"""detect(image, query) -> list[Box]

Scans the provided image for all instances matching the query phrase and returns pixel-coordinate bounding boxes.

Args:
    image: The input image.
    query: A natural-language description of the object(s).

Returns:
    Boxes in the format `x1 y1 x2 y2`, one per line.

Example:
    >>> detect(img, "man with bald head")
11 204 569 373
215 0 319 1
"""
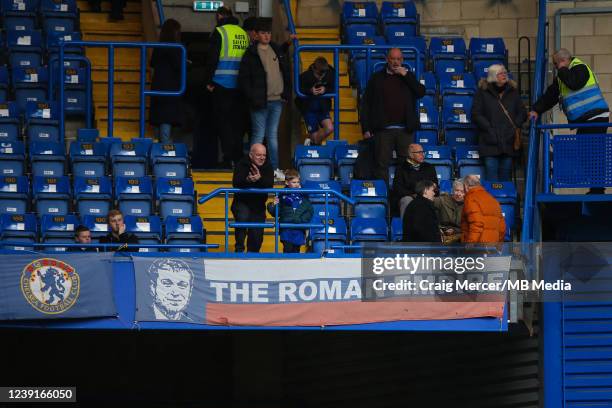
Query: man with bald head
360 48 426 185
231 143 274 252
391 143 438 219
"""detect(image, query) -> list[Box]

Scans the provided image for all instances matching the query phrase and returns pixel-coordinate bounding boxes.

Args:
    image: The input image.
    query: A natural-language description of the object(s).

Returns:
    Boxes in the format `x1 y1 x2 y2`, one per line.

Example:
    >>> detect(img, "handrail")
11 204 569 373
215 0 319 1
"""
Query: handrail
155 0 165 26
48 55 93 134
281 0 297 40
58 41 187 139
294 44 421 140
538 122 612 130
1 242 219 250
198 187 356 253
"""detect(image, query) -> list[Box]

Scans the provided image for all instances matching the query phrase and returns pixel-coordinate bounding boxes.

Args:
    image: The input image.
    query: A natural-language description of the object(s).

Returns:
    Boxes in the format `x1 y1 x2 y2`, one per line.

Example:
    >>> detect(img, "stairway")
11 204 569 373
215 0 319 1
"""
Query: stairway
194 171 287 253
77 0 152 140
292 2 362 144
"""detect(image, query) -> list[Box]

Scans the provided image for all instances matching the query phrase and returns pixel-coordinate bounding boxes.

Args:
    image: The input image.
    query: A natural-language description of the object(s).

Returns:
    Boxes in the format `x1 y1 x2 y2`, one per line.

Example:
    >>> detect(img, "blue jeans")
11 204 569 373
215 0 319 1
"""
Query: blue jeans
484 156 513 182
250 100 283 169
157 123 172 144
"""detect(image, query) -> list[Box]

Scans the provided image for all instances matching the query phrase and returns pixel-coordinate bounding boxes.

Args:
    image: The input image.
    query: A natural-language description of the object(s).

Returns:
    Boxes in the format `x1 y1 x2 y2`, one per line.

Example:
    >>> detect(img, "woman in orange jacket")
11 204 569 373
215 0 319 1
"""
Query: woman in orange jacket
461 175 506 243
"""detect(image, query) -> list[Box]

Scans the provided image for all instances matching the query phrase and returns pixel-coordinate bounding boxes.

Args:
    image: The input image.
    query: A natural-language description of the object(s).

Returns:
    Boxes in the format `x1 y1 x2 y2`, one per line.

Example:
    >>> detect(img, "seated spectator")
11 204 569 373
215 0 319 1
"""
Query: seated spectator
461 175 506 244
232 143 274 253
402 180 442 243
391 143 438 218
70 225 98 252
100 209 139 251
267 169 314 253
472 64 527 182
296 57 335 145
433 179 464 243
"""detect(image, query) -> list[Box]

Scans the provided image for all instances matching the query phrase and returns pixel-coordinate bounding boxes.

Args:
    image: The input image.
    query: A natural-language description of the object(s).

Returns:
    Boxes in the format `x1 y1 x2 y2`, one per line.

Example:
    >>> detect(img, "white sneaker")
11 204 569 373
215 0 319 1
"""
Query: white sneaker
274 168 285 181
303 138 312 146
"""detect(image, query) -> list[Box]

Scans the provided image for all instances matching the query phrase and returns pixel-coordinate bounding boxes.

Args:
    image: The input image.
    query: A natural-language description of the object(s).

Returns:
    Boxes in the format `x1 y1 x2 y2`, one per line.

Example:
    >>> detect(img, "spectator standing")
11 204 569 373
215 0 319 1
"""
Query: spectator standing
402 180 442 243
461 175 505 244
239 18 291 181
267 169 314 253
70 225 98 252
529 48 610 193
100 210 139 251
433 179 464 244
232 143 274 253
472 64 527 182
150 19 183 144
391 143 438 219
203 6 250 168
360 48 426 185
296 57 335 145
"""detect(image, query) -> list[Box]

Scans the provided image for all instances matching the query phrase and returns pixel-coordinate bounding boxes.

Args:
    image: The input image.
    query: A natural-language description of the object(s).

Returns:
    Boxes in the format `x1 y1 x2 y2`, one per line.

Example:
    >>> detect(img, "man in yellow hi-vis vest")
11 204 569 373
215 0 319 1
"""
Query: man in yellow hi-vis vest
203 6 250 168
530 48 610 194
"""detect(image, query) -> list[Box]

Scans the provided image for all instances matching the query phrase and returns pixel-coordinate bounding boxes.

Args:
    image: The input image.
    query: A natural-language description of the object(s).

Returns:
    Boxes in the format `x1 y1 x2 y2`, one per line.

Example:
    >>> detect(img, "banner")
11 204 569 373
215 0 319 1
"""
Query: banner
134 257 507 326
0 253 116 320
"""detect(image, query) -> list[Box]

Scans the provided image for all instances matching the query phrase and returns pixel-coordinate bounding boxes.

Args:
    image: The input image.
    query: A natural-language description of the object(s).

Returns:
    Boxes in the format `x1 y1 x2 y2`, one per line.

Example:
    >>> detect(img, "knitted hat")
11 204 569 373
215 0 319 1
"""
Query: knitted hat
255 17 272 32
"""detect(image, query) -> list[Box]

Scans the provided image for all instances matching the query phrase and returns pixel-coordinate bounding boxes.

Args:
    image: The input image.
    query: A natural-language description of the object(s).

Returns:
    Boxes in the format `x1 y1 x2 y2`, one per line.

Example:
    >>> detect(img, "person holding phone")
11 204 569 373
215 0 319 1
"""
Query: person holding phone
296 57 336 145
231 143 274 253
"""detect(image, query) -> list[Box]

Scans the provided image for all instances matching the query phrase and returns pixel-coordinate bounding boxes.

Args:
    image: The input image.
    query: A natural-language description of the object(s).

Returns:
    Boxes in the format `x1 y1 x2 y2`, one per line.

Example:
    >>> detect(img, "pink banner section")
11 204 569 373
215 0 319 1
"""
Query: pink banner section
205 301 504 327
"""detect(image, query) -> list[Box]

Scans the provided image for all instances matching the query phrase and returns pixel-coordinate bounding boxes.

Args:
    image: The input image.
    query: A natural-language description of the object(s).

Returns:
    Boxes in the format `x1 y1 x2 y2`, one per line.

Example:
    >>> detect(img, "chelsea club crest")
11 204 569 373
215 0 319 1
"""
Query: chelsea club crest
20 258 80 314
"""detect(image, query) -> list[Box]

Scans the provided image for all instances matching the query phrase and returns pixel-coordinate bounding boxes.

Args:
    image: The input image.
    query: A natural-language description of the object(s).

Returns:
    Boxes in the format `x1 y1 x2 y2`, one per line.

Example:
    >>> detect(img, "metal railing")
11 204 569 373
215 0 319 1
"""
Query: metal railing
294 44 421 140
198 188 355 253
58 41 187 139
155 0 165 25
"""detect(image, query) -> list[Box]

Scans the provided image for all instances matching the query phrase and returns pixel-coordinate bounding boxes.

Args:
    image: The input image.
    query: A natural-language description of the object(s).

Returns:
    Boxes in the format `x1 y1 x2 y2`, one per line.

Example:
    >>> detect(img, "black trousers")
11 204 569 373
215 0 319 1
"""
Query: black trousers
577 116 609 193
88 0 125 16
212 86 246 165
231 200 265 253
282 242 301 253
373 128 413 185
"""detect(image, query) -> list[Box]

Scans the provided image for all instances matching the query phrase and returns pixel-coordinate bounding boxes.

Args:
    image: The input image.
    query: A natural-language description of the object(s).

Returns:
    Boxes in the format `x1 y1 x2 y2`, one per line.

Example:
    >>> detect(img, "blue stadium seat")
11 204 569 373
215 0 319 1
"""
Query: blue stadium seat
40 214 79 251
109 141 148 178
46 31 82 55
309 216 348 254
6 30 43 68
303 180 342 219
438 72 476 96
69 141 106 177
0 175 29 214
442 94 474 128
473 60 505 80
2 15 36 31
311 203 341 220
124 215 162 252
384 24 417 42
342 1 378 25
455 145 484 178
81 215 109 241
77 128 99 142
41 0 77 15
380 1 418 26
30 141 66 176
1 0 39 14
345 24 376 44
294 145 333 182
438 179 453 194
0 140 25 176
469 37 507 64
164 215 204 253
429 37 467 76
420 71 437 96
25 101 59 142
425 146 453 181
391 216 402 241
350 179 388 218
418 95 439 130
73 176 112 216
415 129 438 146
445 128 477 147
33 175 71 216
0 102 21 141
0 67 9 101
115 176 153 217
0 213 37 250
99 136 121 154
483 180 517 241
59 66 89 116
335 144 359 189
130 137 153 154
350 217 388 243
42 16 75 36
150 142 188 179
156 177 195 219
12 67 48 112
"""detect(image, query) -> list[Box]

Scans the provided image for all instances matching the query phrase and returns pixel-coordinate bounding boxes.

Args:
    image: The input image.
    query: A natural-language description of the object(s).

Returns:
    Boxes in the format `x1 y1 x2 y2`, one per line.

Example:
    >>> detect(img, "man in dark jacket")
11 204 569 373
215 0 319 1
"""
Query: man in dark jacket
69 225 98 252
232 143 275 253
296 57 335 145
360 48 426 185
391 143 438 218
402 180 441 243
203 7 249 167
238 18 291 179
99 210 139 251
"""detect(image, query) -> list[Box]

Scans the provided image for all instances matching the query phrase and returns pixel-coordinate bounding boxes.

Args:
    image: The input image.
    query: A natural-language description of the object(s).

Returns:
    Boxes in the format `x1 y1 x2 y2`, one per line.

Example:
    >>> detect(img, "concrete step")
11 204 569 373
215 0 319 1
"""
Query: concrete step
295 26 340 36
86 47 142 69
79 11 142 32
298 38 340 45
206 232 285 253
91 69 150 83
97 119 153 139
82 31 143 42
77 0 141 13
339 123 363 144
93 82 141 103
95 105 148 121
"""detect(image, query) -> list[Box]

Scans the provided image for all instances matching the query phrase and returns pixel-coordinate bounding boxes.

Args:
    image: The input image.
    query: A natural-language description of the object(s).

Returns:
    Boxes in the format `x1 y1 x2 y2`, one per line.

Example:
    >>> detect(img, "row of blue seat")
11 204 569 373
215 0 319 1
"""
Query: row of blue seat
1 29 82 67
0 139 189 177
1 0 78 14
0 213 205 252
0 175 196 218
